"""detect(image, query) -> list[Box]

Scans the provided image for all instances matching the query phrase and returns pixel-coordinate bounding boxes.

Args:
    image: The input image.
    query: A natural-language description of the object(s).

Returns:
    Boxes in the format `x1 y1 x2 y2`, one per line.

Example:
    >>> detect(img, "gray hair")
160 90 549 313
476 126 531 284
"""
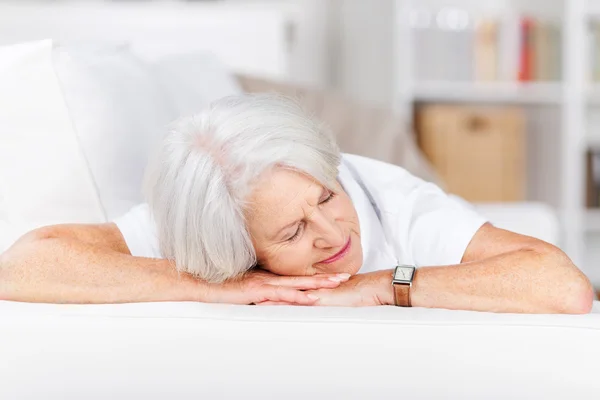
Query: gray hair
143 94 341 283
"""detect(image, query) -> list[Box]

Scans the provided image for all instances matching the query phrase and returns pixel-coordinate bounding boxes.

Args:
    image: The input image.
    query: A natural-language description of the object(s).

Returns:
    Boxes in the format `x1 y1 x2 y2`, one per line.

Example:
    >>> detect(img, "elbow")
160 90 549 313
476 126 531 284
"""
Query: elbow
9 226 62 248
564 278 595 315
23 226 61 241
536 245 596 314
0 226 60 272
0 226 66 302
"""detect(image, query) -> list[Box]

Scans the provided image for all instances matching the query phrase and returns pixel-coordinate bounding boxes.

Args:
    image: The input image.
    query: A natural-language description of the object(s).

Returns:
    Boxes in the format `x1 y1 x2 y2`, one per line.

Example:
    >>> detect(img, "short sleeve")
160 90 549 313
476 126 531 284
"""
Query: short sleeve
112 203 162 259
404 182 487 267
341 153 487 268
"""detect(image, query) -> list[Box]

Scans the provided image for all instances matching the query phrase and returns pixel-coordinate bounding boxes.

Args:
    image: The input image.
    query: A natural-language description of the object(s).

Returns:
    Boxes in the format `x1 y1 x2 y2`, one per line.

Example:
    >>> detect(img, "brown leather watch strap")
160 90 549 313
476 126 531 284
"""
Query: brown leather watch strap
394 283 411 307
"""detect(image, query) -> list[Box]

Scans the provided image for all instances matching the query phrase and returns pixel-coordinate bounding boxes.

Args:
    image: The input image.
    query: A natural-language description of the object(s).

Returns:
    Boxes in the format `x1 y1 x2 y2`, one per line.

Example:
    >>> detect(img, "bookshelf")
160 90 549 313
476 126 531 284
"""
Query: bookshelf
394 0 594 278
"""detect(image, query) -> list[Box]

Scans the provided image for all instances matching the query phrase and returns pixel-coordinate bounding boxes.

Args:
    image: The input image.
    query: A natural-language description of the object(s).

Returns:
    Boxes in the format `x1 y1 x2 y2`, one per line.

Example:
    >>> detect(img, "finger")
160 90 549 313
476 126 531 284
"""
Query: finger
267 285 320 305
255 301 295 306
246 270 342 289
268 273 351 290
305 289 353 307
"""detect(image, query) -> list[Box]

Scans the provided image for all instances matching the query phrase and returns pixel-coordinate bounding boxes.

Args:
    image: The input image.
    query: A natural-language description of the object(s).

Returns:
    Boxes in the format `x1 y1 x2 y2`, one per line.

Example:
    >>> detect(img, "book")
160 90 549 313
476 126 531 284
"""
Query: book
518 17 535 82
410 10 564 84
474 18 498 81
533 18 550 81
498 12 521 82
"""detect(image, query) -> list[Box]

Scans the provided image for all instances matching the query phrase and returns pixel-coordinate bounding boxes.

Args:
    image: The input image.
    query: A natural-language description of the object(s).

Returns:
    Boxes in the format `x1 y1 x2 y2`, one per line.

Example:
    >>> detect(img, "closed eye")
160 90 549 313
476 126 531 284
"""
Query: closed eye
286 189 335 243
287 222 304 242
320 190 336 205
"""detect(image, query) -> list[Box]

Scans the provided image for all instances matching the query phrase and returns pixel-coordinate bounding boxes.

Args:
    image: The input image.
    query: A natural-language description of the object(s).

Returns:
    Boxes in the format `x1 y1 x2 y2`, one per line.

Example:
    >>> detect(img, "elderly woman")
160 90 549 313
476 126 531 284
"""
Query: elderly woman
0 95 594 312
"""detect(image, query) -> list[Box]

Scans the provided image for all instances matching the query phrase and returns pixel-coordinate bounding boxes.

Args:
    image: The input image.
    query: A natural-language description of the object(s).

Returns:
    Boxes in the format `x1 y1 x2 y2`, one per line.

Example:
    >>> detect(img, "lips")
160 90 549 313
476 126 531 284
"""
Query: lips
319 237 351 264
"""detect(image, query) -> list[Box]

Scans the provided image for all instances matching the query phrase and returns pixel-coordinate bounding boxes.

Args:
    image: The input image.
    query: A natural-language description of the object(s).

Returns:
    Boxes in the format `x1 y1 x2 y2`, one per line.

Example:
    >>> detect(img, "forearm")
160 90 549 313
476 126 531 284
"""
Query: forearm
0 236 203 304
410 248 595 314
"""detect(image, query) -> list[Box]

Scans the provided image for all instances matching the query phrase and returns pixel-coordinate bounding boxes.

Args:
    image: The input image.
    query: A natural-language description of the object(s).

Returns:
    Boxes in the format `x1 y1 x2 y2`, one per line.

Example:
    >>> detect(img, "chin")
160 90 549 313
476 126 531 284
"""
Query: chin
314 237 363 275
337 246 363 275
345 255 363 275
314 254 362 275
347 238 364 274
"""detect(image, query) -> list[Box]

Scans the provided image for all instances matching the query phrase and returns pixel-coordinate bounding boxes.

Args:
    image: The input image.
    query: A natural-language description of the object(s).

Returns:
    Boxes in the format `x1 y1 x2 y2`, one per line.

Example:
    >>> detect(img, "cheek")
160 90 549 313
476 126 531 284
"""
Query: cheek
336 196 359 226
258 241 315 276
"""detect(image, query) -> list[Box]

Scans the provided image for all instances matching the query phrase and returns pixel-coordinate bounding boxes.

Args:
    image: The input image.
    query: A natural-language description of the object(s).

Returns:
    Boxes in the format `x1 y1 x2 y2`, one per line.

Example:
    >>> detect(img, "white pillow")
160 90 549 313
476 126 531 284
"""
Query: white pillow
0 40 245 251
0 40 105 251
53 45 243 221
143 51 243 119
52 44 177 220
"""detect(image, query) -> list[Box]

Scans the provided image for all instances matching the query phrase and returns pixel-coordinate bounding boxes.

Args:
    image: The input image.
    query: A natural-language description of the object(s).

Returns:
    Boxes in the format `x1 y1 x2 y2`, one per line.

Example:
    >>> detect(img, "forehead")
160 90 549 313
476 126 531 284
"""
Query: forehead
245 168 321 221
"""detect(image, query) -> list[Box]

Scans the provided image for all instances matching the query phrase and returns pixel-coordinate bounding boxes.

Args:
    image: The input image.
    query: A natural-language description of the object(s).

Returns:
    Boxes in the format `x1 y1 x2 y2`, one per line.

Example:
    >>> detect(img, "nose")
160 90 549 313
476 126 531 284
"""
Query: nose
312 212 346 249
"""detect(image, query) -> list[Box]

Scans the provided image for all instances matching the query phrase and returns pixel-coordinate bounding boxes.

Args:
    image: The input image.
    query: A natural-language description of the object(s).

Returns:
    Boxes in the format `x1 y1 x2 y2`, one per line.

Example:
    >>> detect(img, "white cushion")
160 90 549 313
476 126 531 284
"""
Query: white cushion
0 300 598 399
52 44 177 220
53 44 242 220
0 40 105 252
0 39 243 251
144 51 243 119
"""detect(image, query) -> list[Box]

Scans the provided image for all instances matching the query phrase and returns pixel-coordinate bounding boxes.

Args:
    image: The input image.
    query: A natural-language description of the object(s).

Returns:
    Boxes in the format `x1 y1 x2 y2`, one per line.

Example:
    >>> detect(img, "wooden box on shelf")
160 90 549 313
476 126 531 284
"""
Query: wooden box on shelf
415 104 526 202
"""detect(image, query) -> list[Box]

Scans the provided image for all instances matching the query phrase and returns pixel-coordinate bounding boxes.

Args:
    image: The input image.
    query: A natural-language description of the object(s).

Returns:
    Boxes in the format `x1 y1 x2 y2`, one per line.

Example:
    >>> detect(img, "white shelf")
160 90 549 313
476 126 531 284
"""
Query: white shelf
411 82 600 106
413 81 563 104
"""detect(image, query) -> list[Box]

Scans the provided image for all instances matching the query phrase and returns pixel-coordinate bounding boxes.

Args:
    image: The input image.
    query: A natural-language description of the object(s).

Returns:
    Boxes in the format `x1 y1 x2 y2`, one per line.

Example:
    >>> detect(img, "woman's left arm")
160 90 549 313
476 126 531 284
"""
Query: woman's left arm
307 223 595 314
406 223 595 314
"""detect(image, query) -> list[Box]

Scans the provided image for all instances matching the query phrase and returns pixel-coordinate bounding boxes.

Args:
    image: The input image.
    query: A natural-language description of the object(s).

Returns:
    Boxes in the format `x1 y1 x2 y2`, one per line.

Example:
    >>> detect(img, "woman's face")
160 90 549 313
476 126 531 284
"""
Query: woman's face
244 167 363 276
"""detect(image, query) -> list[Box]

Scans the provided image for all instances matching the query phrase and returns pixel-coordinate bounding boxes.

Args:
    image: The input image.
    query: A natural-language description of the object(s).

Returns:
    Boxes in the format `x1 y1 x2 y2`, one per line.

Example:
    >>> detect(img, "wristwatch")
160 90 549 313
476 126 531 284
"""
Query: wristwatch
392 265 416 307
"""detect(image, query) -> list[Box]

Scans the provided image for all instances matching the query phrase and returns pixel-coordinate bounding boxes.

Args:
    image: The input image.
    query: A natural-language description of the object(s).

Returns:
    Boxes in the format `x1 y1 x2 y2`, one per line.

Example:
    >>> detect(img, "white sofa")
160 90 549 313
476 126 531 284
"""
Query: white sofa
0 40 598 399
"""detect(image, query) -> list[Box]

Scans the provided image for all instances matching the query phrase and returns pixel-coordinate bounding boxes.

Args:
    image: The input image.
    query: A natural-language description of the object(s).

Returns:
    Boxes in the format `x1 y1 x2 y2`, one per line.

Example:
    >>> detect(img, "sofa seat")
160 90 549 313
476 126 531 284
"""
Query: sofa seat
0 300 598 399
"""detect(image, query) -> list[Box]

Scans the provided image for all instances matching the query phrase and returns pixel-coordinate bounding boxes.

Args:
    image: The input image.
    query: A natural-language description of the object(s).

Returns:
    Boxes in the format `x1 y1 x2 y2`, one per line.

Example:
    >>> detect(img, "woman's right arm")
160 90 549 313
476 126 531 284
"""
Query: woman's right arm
0 224 342 304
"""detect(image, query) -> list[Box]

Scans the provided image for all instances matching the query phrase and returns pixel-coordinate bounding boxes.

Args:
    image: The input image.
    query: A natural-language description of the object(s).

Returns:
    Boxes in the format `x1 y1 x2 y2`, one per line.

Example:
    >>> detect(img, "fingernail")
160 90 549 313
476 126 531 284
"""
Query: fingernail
337 273 351 280
328 273 350 282
307 294 319 301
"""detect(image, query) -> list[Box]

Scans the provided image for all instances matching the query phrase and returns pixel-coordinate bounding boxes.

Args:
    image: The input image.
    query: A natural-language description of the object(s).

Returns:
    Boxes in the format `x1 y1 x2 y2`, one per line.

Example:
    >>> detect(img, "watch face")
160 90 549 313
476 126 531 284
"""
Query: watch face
394 266 415 282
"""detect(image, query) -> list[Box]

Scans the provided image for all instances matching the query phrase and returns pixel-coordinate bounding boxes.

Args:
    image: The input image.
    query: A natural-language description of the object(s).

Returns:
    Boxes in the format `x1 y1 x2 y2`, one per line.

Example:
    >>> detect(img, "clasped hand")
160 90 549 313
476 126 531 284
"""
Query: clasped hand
204 269 394 307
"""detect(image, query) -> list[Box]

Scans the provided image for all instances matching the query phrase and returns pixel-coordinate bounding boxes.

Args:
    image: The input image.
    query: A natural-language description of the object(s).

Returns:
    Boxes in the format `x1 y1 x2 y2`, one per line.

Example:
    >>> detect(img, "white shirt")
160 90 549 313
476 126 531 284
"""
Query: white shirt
113 154 487 271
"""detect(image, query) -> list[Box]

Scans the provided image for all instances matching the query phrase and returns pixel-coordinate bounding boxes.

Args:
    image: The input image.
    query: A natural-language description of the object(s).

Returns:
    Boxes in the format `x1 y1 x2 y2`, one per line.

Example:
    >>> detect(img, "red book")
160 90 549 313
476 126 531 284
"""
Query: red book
518 17 534 82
